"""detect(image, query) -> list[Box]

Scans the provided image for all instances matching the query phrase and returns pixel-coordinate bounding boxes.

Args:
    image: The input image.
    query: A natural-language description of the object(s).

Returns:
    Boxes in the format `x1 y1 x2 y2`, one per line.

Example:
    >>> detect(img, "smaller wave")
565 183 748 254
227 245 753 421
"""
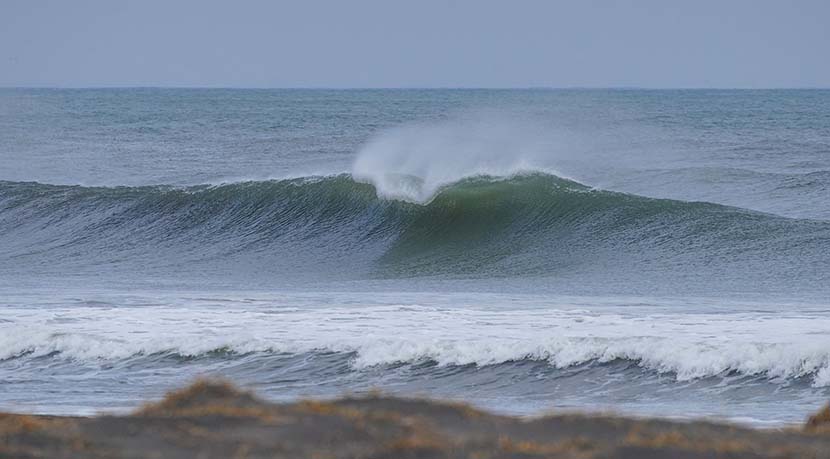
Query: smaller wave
3 305 830 387
4 335 830 387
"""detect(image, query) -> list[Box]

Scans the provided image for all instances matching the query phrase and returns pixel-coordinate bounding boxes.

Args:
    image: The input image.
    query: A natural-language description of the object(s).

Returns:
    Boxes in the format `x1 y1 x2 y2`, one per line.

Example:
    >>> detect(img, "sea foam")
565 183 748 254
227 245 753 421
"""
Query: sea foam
3 296 829 387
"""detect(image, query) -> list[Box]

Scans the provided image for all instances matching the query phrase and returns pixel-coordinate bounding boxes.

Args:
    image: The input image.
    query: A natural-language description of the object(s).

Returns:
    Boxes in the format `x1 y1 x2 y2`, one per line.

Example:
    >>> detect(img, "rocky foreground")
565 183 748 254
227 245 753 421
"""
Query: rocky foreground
2 381 830 458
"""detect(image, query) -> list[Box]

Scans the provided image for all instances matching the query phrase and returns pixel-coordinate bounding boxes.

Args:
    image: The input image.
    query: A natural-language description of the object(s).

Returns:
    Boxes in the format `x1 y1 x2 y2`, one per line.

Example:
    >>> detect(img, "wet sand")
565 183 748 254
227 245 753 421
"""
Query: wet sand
2 380 829 458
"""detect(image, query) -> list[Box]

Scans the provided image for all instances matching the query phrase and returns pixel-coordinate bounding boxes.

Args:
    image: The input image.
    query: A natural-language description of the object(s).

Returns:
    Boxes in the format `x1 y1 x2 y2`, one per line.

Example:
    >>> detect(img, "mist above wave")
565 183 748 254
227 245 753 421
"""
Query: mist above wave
351 115 571 203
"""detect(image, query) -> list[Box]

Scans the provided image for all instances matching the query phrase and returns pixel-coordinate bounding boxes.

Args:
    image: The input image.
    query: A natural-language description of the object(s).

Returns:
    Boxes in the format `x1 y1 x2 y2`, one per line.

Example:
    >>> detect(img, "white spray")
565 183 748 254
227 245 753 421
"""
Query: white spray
351 114 569 203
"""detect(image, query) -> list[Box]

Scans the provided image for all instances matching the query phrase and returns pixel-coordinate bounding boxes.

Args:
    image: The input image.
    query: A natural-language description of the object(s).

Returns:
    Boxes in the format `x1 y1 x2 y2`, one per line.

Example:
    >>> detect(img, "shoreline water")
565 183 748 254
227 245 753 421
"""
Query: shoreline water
2 288 829 427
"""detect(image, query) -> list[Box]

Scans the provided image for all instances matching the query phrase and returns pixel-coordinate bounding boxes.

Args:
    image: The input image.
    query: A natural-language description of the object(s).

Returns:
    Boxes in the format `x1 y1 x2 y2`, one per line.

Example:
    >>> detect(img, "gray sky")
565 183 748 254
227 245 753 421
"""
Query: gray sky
2 0 829 88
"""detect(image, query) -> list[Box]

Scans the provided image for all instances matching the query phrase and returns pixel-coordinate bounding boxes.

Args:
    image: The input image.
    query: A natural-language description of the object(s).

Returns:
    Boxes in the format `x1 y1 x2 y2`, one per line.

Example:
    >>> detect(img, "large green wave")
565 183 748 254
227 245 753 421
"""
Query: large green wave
1 174 828 284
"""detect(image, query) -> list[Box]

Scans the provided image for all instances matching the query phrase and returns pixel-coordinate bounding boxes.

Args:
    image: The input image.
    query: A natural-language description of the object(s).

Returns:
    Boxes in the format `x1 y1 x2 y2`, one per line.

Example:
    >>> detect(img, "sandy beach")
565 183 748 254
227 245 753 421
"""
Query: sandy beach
2 380 829 458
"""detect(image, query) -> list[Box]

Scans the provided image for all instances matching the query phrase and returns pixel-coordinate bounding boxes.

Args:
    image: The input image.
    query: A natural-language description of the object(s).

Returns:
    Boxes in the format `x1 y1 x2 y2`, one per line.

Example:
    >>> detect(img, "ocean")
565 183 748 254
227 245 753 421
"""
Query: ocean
1 88 828 426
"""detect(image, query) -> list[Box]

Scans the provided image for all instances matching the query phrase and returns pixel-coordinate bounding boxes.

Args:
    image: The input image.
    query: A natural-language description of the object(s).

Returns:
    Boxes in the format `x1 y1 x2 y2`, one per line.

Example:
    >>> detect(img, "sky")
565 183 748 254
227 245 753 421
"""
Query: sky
2 0 829 88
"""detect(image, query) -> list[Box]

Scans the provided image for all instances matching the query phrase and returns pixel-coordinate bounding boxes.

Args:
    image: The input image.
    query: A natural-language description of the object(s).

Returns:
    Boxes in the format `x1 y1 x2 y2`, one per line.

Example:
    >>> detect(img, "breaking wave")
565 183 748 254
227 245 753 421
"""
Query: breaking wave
3 307 830 387
1 172 828 287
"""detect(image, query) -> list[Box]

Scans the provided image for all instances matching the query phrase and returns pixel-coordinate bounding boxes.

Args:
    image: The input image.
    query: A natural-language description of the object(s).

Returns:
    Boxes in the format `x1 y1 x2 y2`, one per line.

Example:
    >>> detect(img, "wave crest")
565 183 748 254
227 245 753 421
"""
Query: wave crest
351 116 564 203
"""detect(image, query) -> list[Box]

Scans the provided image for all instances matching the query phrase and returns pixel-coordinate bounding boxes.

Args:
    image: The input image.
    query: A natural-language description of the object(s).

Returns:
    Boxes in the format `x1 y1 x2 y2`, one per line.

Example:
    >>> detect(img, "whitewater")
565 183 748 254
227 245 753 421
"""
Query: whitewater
1 88 829 426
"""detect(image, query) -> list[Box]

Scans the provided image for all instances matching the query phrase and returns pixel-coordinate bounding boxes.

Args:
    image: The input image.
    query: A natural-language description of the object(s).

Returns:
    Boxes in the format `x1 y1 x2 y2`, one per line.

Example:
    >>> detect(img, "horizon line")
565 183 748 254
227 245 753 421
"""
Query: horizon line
2 85 829 91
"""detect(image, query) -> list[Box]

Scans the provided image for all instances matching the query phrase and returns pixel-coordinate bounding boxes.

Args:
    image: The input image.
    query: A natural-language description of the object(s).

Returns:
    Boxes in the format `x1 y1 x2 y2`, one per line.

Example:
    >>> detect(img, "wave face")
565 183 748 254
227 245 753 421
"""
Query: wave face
1 173 829 295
